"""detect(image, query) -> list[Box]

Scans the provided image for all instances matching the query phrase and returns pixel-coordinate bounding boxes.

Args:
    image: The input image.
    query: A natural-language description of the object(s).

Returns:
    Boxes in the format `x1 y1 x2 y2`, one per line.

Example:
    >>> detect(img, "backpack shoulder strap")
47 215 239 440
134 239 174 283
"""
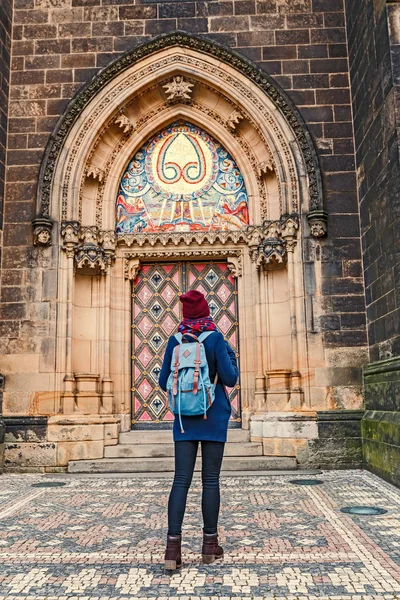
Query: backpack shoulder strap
198 331 214 343
174 333 183 344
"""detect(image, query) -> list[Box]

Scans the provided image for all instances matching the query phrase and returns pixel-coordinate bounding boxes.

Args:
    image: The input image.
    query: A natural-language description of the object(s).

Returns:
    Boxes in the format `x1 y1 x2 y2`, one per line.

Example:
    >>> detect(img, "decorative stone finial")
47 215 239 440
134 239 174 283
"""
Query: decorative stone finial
163 76 194 102
32 215 53 246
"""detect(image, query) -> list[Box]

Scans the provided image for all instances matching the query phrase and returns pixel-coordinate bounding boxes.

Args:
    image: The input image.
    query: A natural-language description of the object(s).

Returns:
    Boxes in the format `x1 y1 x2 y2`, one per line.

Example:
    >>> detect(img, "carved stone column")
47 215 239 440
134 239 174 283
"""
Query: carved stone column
60 221 80 412
254 267 267 411
282 219 303 408
100 231 116 414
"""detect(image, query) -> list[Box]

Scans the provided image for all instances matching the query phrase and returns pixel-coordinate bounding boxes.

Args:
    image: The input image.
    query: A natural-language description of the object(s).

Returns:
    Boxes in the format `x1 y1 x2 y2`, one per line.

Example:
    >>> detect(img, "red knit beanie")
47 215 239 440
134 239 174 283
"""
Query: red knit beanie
180 290 210 319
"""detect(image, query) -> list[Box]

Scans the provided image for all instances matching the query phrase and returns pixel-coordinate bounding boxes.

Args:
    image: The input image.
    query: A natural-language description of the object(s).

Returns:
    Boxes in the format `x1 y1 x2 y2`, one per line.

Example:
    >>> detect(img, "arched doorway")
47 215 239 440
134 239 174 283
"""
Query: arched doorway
34 33 329 464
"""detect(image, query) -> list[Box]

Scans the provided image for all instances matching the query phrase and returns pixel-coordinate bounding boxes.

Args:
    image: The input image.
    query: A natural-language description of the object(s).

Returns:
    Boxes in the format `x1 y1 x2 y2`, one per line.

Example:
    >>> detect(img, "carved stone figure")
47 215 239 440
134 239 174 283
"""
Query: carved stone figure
32 216 53 246
307 210 328 238
163 76 194 101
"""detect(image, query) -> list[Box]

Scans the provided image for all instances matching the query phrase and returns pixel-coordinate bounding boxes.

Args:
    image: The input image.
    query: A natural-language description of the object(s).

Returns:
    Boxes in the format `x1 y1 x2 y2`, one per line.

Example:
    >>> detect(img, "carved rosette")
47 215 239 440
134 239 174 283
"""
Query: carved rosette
61 222 116 273
307 210 328 238
32 215 53 246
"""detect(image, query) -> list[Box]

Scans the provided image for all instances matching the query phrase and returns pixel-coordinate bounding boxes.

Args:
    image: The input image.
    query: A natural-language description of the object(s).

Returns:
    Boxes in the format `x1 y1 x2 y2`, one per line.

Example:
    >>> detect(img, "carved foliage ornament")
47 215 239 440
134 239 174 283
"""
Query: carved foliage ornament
36 32 324 220
115 113 134 134
226 110 244 131
119 216 298 271
86 165 105 182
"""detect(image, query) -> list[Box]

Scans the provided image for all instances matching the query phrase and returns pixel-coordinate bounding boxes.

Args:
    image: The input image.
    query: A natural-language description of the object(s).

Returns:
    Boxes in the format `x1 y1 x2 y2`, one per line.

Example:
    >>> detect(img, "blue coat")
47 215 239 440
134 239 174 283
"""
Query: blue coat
159 331 239 442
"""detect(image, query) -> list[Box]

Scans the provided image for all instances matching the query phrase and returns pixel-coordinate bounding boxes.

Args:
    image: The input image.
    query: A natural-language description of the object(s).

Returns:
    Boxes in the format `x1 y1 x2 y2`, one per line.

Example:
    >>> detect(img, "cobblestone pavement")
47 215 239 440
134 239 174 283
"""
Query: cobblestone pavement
0 470 400 599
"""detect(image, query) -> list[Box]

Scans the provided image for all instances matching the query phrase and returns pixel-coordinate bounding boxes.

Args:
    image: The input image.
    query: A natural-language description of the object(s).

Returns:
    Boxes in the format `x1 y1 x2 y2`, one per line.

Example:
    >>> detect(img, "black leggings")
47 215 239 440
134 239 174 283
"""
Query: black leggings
167 440 225 536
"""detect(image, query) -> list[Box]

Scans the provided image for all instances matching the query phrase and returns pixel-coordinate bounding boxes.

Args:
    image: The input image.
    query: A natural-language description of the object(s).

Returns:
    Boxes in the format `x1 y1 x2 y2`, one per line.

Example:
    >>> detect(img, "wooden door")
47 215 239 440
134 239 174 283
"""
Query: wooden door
131 261 240 427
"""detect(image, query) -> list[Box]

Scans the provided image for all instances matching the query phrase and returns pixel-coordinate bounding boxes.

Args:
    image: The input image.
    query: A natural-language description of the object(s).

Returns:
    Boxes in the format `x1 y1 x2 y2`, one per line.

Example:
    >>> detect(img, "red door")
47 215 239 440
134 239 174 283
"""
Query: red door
131 261 240 427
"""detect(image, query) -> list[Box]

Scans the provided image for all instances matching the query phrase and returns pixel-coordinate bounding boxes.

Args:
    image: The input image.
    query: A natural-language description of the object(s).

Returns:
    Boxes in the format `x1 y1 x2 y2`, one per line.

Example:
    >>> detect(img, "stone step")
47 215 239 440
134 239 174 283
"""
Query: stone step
118 428 250 445
104 441 263 459
68 455 297 473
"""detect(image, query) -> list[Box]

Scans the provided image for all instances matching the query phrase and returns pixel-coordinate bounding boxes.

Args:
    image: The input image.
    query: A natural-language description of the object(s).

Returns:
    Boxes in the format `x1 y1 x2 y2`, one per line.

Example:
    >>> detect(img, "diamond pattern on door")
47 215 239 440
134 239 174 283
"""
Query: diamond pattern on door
132 261 241 426
131 263 182 424
187 262 241 422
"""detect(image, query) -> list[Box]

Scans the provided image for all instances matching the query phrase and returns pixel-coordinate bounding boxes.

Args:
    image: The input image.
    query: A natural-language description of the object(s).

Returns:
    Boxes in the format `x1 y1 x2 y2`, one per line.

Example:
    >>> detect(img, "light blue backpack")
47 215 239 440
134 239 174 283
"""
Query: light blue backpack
166 332 217 433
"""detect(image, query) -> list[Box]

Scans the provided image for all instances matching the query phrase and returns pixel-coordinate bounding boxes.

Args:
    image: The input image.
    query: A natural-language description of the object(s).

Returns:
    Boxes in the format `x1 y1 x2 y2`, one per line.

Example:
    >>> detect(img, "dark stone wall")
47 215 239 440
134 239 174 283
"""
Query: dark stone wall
345 0 400 362
363 358 400 487
0 0 12 472
0 0 12 245
298 410 364 469
345 0 400 486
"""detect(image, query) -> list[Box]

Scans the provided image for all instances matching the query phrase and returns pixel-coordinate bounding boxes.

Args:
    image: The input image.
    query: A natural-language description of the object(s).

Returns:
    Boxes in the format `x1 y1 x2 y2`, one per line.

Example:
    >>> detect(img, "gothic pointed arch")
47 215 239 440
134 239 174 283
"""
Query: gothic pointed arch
33 31 325 242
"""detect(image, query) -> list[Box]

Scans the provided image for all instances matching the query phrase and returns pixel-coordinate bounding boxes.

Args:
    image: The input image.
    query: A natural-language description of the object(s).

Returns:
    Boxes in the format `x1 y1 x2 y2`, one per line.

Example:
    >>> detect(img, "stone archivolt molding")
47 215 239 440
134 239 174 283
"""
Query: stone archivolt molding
74 60 285 224
34 32 326 245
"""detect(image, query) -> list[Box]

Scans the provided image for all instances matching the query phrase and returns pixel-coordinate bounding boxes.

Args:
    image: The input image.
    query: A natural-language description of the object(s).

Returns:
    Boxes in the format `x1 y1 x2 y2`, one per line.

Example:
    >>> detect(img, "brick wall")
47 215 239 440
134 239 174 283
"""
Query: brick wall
346 0 400 362
2 0 366 364
0 0 12 239
345 0 400 486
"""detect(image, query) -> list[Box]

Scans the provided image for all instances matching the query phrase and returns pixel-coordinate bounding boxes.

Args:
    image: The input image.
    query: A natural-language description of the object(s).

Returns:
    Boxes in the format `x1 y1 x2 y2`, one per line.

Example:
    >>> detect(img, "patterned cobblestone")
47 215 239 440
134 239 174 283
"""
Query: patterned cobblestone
0 470 400 599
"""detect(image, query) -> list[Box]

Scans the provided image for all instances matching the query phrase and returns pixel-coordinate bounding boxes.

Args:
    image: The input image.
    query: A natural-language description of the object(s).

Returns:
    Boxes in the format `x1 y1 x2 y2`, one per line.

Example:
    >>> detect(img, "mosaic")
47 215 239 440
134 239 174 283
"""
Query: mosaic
1 470 400 599
116 122 249 233
131 262 240 425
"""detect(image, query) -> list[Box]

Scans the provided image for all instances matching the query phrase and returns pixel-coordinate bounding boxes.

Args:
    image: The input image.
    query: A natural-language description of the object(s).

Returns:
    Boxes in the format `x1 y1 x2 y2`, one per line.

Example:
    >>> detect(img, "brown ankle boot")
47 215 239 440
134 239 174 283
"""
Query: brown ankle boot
202 532 224 564
164 534 182 570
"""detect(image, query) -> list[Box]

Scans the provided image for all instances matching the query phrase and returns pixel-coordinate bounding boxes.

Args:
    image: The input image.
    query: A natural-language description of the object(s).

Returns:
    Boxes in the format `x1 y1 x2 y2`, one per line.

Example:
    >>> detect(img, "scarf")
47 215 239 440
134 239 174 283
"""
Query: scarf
178 316 217 336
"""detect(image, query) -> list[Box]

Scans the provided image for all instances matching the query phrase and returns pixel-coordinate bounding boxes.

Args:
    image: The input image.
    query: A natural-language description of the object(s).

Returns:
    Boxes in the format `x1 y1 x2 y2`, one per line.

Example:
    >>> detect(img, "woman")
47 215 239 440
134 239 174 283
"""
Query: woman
159 289 238 570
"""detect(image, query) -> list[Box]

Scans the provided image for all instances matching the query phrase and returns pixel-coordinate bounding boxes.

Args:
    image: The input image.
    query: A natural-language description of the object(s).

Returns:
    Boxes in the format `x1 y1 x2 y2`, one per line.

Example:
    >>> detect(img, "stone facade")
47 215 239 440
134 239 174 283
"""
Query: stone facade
345 0 400 486
0 0 395 476
0 0 12 242
0 0 12 472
